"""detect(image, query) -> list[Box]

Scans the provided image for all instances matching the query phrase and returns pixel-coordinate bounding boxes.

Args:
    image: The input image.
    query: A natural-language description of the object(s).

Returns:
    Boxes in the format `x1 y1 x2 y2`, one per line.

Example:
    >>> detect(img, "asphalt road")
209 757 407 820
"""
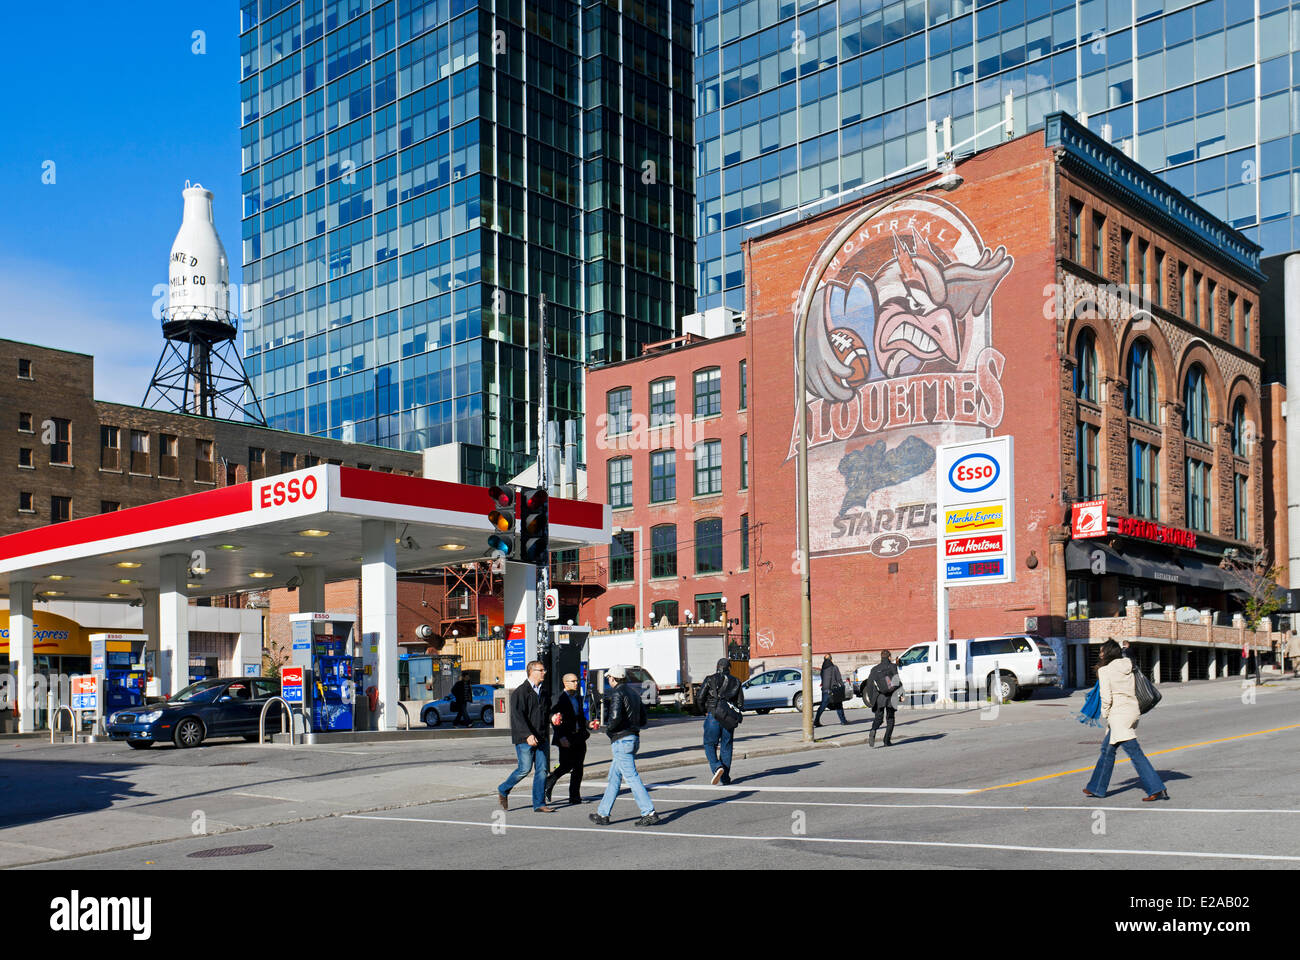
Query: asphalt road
22 682 1299 870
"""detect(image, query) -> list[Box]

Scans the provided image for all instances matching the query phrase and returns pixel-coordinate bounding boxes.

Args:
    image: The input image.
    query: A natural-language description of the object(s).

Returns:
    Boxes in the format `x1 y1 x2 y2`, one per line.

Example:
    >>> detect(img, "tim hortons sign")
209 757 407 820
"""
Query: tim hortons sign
790 196 1013 559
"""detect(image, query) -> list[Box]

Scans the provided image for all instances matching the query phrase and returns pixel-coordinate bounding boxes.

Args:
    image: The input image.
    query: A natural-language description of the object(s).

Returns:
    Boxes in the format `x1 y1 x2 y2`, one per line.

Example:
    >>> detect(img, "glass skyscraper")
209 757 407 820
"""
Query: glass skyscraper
239 0 694 483
694 0 1298 313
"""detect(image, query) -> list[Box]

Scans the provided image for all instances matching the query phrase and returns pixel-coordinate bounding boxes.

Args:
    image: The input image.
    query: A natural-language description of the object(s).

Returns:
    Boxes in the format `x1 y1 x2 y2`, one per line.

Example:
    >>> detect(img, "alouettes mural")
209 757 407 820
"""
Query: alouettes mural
791 196 1013 559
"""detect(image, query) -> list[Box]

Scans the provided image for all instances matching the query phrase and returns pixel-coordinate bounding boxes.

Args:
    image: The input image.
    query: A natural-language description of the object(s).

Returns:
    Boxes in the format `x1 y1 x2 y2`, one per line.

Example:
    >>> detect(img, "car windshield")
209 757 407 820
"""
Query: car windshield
897 646 928 665
169 680 226 702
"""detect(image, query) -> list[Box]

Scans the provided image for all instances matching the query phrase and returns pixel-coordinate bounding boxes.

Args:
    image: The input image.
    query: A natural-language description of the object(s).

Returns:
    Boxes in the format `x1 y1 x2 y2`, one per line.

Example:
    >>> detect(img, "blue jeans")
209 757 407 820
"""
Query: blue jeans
598 735 655 818
1085 731 1165 797
702 714 733 777
499 742 549 809
815 690 847 725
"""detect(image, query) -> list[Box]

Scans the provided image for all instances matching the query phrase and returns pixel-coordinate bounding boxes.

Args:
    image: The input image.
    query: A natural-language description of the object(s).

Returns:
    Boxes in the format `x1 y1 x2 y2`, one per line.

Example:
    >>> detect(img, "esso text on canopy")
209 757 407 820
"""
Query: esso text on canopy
948 452 1000 494
258 474 319 509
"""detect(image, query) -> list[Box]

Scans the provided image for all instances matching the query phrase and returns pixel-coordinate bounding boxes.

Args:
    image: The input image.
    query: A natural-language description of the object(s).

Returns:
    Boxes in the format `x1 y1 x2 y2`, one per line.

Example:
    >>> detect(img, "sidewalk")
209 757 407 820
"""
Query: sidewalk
0 675 1291 867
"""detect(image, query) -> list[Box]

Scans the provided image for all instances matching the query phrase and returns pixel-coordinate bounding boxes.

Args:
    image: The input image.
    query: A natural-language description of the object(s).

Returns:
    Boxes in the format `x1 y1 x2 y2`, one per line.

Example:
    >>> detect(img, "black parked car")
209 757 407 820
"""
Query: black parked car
107 677 283 749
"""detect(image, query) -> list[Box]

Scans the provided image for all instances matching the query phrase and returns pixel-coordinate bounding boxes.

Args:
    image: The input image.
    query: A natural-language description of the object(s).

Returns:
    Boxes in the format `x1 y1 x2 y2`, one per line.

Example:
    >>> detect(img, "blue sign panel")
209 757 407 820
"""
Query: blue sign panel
281 684 303 703
945 558 1005 580
73 694 96 710
505 635 526 671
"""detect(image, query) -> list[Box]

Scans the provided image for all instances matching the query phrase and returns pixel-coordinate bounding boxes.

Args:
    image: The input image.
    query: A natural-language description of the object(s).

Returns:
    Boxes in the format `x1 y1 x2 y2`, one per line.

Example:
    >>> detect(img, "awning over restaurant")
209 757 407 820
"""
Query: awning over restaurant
1065 540 1240 592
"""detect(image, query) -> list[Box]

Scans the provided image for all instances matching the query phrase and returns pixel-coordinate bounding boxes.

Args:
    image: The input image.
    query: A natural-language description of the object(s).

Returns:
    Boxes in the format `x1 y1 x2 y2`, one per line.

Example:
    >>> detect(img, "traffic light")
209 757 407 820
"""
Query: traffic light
486 485 515 559
519 487 550 564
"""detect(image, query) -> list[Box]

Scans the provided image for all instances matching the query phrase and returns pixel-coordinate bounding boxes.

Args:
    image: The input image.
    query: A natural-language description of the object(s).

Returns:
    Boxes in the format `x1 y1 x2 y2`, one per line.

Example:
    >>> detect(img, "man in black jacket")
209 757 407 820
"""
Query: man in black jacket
866 651 901 747
450 675 472 727
544 672 589 805
589 666 660 826
814 654 848 728
497 660 556 812
698 658 744 785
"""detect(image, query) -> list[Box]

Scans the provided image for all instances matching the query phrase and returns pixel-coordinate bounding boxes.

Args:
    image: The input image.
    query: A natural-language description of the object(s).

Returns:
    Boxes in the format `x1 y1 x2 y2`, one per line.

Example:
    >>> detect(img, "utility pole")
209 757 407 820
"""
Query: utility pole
536 294 550 674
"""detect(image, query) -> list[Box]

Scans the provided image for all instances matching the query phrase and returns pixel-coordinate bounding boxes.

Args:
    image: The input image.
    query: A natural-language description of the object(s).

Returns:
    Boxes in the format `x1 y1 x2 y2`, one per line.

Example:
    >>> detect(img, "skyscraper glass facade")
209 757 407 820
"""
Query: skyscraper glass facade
239 0 693 483
694 0 1299 313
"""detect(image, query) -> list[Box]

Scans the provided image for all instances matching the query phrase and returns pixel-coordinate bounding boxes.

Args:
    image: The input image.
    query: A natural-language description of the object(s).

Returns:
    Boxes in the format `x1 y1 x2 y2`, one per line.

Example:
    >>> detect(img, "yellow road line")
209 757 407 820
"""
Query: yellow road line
976 722 1300 793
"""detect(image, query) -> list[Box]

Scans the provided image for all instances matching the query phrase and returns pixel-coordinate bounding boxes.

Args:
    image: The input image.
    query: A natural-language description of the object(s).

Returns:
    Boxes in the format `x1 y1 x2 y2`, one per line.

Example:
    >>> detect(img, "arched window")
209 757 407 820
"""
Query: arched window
1126 340 1158 423
1074 330 1098 402
1231 398 1248 456
609 605 636 630
1183 365 1209 443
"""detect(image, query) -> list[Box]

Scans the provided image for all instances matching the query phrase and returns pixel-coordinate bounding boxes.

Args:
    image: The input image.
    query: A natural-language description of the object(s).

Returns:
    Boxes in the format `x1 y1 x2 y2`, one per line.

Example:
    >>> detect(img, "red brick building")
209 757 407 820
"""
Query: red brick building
583 325 754 646
744 114 1271 684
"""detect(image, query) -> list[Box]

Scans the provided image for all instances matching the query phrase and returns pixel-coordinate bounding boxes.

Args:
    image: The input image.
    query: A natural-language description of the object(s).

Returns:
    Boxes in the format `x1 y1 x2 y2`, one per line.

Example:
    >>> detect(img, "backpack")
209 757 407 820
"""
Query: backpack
708 674 744 731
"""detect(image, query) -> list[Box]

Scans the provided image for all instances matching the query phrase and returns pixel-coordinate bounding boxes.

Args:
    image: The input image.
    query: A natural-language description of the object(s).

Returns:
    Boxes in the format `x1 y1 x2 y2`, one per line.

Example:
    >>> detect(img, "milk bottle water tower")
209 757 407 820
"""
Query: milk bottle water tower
143 182 266 424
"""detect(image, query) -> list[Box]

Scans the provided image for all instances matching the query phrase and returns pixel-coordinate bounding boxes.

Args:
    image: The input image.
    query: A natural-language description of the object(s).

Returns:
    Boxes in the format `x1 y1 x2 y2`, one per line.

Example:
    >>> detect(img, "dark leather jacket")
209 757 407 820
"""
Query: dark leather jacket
602 682 646 742
698 670 744 713
866 661 900 709
508 681 550 746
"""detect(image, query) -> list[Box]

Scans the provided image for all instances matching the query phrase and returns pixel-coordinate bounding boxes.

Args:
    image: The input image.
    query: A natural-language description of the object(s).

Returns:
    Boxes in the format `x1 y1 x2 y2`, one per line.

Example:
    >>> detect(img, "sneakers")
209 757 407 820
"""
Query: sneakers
635 812 662 826
588 813 611 825
710 766 725 785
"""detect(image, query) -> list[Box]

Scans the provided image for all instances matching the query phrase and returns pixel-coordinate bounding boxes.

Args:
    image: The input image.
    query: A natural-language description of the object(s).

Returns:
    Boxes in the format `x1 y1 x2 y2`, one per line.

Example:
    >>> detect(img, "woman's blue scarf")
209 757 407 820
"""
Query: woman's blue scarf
1073 681 1104 727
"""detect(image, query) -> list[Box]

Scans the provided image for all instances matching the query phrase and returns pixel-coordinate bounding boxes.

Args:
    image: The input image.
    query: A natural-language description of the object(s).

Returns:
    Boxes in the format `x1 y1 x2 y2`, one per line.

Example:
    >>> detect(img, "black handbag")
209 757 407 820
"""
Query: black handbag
711 697 743 730
1133 668 1161 714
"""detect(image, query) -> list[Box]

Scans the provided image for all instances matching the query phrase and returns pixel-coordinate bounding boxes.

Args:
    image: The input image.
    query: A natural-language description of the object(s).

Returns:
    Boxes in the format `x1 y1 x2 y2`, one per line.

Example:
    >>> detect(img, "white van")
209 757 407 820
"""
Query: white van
887 635 1060 701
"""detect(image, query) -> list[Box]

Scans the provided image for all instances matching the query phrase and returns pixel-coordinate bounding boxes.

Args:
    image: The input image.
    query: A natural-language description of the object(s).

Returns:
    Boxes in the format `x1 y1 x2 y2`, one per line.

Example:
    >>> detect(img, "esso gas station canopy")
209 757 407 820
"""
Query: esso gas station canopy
0 465 611 601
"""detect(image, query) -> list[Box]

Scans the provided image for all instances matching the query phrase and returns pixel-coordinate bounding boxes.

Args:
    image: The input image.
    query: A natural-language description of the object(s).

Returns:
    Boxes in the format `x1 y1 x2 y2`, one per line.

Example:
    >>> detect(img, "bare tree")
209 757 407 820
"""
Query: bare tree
1220 547 1285 680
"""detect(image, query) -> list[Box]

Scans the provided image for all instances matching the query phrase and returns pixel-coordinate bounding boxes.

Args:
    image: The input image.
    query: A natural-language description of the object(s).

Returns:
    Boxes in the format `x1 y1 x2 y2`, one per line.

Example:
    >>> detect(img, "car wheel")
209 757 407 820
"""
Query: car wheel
424 710 441 728
127 741 154 750
480 707 493 725
988 672 1018 702
755 708 772 715
173 718 205 749
792 692 804 712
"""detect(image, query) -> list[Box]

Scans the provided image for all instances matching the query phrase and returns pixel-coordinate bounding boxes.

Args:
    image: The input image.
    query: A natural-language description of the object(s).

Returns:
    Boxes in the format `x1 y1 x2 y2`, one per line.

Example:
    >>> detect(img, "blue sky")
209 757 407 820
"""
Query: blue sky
0 2 242 404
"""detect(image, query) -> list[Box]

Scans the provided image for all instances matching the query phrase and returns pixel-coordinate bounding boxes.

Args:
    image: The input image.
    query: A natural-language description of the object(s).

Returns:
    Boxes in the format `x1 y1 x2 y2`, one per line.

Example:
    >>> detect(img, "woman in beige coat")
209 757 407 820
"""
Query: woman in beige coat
1082 639 1169 801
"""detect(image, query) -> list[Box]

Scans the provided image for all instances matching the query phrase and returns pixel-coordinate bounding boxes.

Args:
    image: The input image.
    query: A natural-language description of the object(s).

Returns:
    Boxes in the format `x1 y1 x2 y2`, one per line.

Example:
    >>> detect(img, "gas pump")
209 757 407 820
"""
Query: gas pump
89 634 147 717
287 613 357 733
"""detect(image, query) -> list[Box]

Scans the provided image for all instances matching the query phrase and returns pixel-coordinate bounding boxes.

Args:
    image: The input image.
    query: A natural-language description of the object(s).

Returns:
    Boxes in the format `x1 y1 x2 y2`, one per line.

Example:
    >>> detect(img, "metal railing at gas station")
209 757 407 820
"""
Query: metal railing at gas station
257 696 301 746
396 701 411 730
50 705 79 745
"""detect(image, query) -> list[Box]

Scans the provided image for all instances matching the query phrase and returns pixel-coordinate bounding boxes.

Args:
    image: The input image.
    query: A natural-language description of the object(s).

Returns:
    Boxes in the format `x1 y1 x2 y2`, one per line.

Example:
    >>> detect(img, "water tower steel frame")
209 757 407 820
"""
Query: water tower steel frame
143 314 267 424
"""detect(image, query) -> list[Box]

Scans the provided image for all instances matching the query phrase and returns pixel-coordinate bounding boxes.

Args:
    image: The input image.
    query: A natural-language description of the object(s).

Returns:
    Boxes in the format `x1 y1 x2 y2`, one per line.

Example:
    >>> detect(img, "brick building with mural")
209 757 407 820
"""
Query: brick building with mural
744 113 1285 686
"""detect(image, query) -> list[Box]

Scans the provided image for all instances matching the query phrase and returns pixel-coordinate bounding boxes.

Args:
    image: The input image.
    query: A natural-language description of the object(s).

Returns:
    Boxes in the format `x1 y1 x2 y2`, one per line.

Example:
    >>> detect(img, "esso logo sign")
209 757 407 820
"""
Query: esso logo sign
257 475 319 509
949 453 1000 494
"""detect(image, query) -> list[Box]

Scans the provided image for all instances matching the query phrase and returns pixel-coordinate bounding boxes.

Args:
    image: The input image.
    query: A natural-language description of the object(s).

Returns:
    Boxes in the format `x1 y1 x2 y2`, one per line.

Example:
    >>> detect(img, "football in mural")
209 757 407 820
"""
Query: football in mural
828 327 874 389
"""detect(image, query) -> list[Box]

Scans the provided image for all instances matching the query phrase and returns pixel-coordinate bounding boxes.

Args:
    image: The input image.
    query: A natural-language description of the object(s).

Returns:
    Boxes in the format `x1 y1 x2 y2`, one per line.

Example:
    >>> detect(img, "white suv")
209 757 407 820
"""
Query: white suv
864 636 1059 702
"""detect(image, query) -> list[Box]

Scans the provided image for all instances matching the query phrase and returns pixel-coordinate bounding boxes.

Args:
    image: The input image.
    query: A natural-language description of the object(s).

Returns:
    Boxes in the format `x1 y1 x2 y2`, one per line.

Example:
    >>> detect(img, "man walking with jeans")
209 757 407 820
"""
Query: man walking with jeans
497 660 557 813
589 666 660 826
698 658 743 784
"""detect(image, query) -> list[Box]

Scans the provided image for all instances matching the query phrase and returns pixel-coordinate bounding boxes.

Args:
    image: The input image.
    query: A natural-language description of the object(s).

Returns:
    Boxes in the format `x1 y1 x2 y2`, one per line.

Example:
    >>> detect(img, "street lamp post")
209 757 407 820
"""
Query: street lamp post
792 169 963 742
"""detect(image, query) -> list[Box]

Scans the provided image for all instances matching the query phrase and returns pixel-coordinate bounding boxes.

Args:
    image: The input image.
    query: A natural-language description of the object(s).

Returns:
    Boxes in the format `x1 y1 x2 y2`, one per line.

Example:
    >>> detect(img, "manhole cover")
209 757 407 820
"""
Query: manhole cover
477 758 518 766
187 844 273 859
